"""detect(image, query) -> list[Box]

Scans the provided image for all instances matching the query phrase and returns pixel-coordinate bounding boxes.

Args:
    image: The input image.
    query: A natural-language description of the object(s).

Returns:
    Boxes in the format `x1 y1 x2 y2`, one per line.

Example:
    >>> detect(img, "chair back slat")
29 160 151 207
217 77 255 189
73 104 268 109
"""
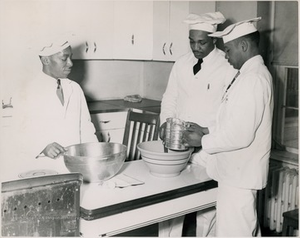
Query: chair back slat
143 124 149 141
147 125 154 141
123 109 160 161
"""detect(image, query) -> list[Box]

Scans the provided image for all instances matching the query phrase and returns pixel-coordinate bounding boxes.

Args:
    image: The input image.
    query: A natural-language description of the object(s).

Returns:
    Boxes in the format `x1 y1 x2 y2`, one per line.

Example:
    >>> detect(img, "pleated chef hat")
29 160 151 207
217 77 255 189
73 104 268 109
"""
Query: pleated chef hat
38 35 70 56
209 17 261 43
184 12 226 33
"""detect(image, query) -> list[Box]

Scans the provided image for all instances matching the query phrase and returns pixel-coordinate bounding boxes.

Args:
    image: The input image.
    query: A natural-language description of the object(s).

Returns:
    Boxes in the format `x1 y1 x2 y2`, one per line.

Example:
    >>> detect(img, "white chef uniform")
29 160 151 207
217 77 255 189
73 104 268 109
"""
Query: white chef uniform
11 72 98 174
8 37 98 177
159 12 237 237
196 18 274 236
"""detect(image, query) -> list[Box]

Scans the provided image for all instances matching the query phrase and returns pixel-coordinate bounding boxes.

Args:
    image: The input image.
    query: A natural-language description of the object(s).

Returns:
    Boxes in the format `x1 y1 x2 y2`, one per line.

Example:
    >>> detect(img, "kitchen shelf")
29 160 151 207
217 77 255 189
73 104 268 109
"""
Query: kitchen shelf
88 98 161 114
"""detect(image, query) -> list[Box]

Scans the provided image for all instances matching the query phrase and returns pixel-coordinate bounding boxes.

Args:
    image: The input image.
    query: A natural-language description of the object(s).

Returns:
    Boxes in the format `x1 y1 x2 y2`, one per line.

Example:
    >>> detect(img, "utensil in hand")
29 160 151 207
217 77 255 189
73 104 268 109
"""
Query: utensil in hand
164 117 190 151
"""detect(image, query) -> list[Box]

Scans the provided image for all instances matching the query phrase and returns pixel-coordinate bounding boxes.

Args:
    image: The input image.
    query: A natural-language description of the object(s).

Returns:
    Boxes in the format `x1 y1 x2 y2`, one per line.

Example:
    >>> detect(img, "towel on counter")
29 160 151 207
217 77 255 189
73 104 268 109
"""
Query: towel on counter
123 94 142 103
100 174 144 189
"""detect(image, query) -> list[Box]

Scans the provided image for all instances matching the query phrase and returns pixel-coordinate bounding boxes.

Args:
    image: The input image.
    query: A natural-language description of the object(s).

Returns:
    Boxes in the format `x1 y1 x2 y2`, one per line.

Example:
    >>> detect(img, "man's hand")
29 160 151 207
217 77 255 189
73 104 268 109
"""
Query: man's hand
182 122 209 147
40 142 67 159
159 122 167 141
186 122 209 135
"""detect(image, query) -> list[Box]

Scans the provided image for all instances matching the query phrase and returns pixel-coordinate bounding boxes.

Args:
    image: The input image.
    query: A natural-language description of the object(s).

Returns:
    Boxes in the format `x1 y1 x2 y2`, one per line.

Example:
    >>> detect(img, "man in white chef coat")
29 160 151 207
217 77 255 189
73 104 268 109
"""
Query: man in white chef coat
183 18 274 236
11 36 98 175
159 12 236 237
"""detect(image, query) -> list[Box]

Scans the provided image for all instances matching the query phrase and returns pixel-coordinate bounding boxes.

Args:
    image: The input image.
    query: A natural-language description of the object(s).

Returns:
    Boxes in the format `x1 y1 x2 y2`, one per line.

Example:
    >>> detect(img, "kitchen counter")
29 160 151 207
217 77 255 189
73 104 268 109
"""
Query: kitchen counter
88 98 161 114
80 160 217 237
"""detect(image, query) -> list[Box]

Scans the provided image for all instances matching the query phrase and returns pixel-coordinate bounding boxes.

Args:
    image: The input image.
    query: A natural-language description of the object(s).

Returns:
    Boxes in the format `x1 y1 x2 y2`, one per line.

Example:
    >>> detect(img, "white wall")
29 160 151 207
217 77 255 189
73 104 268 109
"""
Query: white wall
68 60 173 101
69 60 144 101
143 61 173 100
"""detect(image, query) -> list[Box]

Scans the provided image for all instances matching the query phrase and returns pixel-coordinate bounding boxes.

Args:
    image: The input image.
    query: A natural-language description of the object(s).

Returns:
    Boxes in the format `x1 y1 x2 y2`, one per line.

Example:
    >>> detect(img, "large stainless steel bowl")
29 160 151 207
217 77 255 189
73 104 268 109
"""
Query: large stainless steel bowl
64 142 127 183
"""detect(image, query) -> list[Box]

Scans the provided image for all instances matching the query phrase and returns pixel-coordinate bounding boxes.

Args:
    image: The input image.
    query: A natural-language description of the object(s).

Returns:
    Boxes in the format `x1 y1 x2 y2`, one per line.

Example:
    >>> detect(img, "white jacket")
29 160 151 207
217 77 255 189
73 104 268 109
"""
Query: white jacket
10 72 98 174
160 47 237 127
201 55 274 189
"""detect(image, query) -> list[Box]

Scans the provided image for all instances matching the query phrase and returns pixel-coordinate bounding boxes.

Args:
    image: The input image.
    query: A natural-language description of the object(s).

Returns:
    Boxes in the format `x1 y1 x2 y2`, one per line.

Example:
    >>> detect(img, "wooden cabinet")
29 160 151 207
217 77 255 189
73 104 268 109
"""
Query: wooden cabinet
1 104 13 130
64 1 216 61
91 111 127 144
66 1 114 59
66 1 153 60
153 1 190 61
113 1 153 60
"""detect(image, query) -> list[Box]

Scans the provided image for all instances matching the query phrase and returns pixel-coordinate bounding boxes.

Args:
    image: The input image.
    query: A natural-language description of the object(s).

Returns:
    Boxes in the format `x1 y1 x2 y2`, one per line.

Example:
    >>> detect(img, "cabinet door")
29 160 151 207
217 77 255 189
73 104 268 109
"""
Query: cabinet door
66 1 114 59
91 112 127 131
96 129 125 144
66 1 92 59
87 1 114 59
153 1 189 61
168 1 190 61
153 1 170 61
91 111 127 143
113 1 153 60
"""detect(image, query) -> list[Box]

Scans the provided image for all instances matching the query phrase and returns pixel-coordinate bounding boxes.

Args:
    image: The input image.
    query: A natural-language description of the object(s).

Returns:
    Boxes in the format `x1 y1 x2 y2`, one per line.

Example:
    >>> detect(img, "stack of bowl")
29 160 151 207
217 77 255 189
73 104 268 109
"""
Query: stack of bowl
137 141 193 178
64 142 127 183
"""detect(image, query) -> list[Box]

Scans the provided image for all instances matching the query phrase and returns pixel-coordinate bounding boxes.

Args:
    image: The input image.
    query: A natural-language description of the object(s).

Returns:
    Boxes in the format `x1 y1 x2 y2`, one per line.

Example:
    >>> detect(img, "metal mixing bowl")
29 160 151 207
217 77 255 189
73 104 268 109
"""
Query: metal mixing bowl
64 142 127 183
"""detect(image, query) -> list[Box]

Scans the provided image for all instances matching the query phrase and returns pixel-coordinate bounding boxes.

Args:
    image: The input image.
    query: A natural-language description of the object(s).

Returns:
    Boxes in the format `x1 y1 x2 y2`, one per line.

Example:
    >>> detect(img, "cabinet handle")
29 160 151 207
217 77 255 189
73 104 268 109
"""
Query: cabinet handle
169 42 173 55
94 42 97 53
131 35 134 45
107 132 111 142
99 120 110 124
162 43 166 55
2 98 13 109
85 41 89 53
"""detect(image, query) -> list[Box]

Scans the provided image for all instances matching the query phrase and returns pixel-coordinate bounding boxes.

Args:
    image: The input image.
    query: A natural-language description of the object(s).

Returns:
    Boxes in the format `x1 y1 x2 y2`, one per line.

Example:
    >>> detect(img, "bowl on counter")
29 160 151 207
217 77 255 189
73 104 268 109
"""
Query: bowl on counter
64 142 127 183
137 140 192 161
137 141 193 177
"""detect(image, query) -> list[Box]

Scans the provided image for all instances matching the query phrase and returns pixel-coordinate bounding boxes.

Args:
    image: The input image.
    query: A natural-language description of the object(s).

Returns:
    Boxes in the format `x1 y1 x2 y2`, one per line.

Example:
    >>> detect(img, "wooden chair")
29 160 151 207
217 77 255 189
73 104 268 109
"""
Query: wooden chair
122 109 160 161
1 173 83 237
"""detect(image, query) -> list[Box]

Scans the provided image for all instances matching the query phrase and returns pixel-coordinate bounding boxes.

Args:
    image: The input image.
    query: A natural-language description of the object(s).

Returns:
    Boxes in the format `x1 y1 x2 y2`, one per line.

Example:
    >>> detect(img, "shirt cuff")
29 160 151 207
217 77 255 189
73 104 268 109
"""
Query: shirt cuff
190 150 209 167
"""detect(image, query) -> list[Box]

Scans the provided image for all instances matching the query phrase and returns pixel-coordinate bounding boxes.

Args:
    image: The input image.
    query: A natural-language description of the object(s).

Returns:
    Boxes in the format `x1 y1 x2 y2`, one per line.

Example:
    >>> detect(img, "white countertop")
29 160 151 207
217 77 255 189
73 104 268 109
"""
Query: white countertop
79 160 217 237
80 160 216 220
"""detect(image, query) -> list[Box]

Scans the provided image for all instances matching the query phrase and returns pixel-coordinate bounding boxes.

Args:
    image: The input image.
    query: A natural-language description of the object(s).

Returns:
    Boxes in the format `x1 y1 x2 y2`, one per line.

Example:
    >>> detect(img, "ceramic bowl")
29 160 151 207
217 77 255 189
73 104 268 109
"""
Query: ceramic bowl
137 140 192 177
137 140 192 161
142 156 189 165
141 158 189 177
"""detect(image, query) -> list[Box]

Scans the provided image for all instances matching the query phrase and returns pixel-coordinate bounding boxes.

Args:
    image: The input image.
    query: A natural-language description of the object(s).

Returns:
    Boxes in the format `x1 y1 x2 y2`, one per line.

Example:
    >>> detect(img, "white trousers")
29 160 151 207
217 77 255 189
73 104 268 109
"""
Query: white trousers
216 182 261 237
158 207 216 237
196 207 216 236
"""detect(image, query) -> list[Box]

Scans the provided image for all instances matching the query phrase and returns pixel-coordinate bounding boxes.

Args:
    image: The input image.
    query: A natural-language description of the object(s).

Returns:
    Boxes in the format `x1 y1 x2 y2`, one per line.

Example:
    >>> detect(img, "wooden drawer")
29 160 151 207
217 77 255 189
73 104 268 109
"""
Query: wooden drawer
91 111 127 131
95 128 125 144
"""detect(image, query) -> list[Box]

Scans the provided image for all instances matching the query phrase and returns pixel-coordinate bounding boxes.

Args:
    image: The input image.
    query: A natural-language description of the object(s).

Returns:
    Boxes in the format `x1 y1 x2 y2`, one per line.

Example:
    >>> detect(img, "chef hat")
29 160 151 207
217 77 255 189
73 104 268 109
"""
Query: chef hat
183 12 226 33
209 17 261 43
38 35 70 56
